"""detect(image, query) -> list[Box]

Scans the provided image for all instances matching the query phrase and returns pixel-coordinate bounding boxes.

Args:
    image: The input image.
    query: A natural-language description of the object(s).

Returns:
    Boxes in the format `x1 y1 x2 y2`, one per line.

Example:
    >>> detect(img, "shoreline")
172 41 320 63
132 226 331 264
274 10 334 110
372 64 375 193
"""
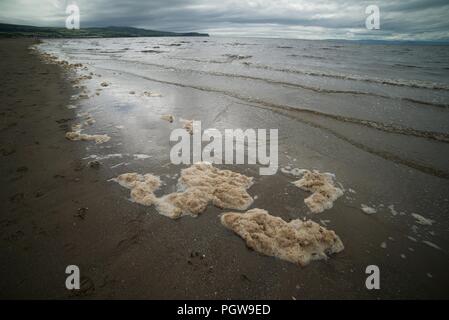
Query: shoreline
1 38 448 299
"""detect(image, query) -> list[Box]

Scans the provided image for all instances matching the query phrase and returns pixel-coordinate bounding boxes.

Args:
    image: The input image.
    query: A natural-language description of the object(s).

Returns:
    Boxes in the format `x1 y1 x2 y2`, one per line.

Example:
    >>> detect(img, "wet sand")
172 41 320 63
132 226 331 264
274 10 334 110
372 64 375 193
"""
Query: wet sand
1 38 449 299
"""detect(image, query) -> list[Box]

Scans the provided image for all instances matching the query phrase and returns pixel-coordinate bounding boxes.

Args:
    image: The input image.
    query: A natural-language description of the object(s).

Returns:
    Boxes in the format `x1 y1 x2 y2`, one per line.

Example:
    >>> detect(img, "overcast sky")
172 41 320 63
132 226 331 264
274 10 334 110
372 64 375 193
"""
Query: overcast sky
0 0 448 40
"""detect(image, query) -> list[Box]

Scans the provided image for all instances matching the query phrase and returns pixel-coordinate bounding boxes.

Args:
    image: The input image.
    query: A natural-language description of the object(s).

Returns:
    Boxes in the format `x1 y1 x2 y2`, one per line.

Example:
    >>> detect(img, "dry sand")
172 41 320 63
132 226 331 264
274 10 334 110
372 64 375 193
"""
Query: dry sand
0 39 100 298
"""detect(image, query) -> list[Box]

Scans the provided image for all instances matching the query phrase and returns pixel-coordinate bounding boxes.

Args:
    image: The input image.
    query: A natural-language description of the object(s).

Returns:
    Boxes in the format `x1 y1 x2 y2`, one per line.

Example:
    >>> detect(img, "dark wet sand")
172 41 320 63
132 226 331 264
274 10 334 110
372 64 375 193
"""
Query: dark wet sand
1 38 448 299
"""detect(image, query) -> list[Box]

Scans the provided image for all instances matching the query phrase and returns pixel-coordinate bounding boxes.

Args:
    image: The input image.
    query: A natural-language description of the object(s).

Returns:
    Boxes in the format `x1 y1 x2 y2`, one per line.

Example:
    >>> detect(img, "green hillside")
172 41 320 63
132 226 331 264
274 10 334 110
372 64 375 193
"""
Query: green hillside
0 23 209 38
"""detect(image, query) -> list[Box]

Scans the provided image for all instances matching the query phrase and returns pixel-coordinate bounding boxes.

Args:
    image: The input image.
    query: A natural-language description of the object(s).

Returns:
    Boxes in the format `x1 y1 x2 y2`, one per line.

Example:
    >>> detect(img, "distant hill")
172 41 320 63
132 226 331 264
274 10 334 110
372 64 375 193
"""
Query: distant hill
0 23 209 38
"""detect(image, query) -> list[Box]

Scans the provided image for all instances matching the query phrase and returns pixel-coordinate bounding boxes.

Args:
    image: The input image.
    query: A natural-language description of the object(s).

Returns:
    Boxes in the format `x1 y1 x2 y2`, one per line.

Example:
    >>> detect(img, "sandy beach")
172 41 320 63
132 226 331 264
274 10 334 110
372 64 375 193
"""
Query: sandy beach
1 38 449 299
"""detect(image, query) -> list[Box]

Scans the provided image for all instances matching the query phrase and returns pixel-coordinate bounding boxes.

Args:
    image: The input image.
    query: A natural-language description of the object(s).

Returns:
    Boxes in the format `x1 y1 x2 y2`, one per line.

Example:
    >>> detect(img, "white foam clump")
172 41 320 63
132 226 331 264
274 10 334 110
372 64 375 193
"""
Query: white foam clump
292 170 343 213
143 91 162 97
361 204 377 215
161 114 175 123
113 162 254 219
84 154 123 161
133 154 152 160
180 119 194 135
84 153 150 161
65 131 110 144
411 213 434 226
113 173 161 206
69 112 96 132
281 167 307 177
84 115 96 126
388 204 398 216
71 123 82 131
65 112 109 144
221 208 344 266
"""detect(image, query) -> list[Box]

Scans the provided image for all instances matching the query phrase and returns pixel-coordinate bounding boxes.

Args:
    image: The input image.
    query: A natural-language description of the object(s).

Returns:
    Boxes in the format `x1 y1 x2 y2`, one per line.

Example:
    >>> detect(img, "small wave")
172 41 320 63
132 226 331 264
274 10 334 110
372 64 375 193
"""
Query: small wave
289 54 326 60
160 43 182 47
227 42 258 46
222 54 252 60
393 64 423 69
141 50 164 54
235 101 449 180
169 56 229 64
112 57 449 108
98 50 127 54
97 65 449 144
249 63 449 91
169 56 449 91
237 96 449 144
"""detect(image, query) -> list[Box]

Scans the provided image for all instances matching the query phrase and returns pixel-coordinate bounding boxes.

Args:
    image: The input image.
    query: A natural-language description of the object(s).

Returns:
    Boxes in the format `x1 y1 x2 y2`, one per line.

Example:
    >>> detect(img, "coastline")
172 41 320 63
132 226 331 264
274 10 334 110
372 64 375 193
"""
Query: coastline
1 38 449 299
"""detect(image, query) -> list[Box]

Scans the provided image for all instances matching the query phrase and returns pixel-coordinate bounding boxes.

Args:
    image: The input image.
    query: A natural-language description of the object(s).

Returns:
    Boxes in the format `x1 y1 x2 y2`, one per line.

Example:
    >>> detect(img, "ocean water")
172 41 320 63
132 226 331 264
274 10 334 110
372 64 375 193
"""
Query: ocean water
37 37 449 298
39 37 449 177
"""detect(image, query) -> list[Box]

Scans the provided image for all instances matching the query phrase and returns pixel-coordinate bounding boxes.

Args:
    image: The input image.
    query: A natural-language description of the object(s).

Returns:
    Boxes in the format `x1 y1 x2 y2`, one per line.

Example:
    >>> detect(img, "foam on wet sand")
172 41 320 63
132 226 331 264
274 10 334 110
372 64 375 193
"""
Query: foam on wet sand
411 213 434 226
84 115 96 126
65 131 111 144
161 114 175 123
113 163 254 219
281 167 307 177
114 173 161 206
292 170 343 213
180 119 194 135
143 91 162 97
65 111 110 144
221 208 344 266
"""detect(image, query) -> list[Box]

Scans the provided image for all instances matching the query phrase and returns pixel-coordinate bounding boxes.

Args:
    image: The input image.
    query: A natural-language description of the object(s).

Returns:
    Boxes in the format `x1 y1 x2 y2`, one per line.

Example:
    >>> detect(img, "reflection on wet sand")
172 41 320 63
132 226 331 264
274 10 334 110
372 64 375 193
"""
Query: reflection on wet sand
31 37 449 297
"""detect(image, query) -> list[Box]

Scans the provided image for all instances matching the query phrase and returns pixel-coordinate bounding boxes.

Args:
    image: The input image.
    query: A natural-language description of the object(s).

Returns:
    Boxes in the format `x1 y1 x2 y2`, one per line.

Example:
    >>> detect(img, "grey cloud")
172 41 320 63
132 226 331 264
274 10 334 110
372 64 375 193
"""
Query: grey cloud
0 0 448 40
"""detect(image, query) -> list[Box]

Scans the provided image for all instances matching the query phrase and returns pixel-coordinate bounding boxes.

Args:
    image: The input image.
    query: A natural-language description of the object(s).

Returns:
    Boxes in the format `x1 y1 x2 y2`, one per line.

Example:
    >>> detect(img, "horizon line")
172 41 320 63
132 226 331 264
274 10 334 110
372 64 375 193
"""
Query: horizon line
1 22 449 43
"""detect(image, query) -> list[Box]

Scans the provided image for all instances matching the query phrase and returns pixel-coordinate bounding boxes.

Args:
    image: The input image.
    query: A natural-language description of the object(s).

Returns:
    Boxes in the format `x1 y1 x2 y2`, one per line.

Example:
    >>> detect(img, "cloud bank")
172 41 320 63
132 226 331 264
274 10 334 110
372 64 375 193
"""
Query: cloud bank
0 0 448 40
